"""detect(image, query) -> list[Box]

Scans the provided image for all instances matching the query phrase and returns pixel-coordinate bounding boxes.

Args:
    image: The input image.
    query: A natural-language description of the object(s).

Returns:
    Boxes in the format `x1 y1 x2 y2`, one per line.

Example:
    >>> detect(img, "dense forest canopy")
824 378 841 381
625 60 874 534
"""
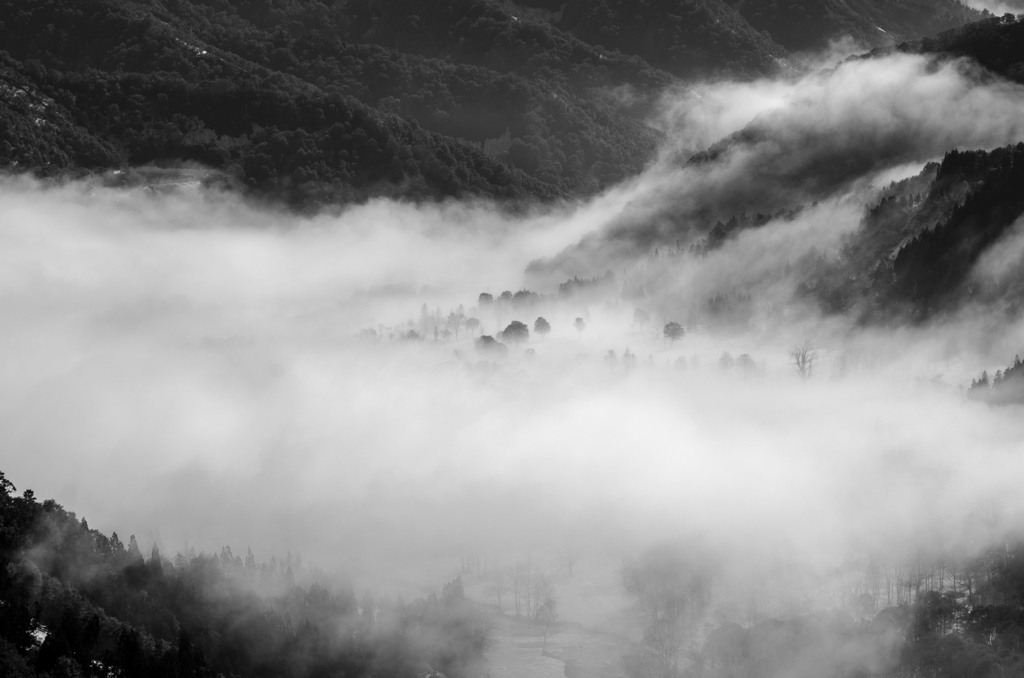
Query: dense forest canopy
0 0 1006 208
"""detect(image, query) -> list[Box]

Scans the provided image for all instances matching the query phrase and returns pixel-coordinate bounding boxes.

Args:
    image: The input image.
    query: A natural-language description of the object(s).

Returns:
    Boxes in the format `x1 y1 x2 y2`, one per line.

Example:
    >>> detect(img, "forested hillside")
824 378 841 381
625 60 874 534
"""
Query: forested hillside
0 0 988 207
555 0 785 79
729 0 979 51
0 0 674 206
913 10 1024 82
798 143 1024 322
0 471 488 678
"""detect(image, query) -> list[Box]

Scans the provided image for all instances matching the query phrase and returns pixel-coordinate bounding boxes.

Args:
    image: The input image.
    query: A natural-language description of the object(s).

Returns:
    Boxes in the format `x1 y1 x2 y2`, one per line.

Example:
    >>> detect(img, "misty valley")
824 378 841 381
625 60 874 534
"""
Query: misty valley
6 1 1024 678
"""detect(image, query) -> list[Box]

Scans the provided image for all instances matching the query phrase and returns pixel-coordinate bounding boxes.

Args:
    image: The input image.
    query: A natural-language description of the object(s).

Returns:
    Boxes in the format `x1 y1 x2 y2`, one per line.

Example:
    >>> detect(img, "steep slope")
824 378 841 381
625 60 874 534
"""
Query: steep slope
0 55 121 173
801 143 1024 321
0 0 675 204
0 471 488 678
556 0 787 79
913 11 1024 83
148 0 671 192
729 0 980 52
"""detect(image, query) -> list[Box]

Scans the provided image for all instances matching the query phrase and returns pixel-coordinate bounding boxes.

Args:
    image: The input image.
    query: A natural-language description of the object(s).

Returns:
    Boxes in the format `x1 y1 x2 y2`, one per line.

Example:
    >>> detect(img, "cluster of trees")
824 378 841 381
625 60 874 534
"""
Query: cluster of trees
620 539 1024 678
486 562 557 620
968 353 1024 404
555 271 617 302
0 471 489 678
620 544 715 678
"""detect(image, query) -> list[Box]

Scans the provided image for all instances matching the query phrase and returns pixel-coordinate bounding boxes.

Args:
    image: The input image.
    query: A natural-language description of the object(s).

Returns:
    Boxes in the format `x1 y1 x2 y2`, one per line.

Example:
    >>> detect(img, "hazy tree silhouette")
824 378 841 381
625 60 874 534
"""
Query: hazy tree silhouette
502 321 529 344
496 291 513 329
475 335 508 358
791 340 817 380
446 308 466 339
633 308 650 332
664 322 684 344
718 352 734 371
574 317 586 338
624 348 637 371
534 317 551 339
537 595 558 655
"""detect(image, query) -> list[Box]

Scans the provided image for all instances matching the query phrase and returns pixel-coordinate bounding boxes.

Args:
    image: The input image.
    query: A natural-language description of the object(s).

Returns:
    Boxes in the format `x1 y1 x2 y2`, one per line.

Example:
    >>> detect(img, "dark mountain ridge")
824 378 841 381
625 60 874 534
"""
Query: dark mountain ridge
0 0 989 207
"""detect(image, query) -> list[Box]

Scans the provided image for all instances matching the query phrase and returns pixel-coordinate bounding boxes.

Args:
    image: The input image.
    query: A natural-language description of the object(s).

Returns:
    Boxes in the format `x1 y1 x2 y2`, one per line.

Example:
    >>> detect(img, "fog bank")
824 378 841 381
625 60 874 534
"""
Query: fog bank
1 177 1023 600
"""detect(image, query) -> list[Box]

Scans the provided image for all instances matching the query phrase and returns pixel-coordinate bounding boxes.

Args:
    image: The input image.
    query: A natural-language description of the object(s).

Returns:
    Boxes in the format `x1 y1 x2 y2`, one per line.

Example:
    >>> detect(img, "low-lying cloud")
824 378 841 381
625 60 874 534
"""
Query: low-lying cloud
1 173 1023 606
3 41 1024 623
529 51 1024 283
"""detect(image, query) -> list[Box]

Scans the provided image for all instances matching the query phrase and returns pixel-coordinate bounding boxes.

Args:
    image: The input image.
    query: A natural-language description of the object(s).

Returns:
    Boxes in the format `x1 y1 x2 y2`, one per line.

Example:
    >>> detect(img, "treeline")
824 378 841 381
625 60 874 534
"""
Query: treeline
0 471 488 678
968 353 1024 405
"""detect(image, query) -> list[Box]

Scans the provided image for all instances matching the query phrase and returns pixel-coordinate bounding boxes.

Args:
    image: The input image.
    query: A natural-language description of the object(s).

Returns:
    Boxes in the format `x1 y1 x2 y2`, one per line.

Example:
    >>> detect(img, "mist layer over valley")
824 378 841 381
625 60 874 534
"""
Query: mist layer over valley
5 5 1024 678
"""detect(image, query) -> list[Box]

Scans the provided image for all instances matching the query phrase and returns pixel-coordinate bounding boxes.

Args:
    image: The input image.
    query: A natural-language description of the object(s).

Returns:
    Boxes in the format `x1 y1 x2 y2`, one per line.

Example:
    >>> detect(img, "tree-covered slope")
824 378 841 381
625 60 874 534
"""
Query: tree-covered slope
0 0 579 205
729 0 980 52
555 0 786 79
0 0 679 204
0 471 488 678
125 0 672 192
913 11 1024 83
800 143 1024 322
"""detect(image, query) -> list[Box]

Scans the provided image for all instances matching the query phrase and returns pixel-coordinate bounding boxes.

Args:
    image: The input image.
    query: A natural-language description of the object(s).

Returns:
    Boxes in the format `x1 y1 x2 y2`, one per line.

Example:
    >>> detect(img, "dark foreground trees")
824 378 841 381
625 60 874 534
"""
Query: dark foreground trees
0 471 489 678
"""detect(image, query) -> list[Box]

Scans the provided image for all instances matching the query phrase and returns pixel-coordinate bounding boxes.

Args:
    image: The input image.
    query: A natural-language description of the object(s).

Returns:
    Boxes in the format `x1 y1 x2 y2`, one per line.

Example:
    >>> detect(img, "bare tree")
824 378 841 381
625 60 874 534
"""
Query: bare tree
791 340 817 381
487 568 511 613
537 594 558 655
561 539 579 577
510 561 530 616
446 308 466 339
